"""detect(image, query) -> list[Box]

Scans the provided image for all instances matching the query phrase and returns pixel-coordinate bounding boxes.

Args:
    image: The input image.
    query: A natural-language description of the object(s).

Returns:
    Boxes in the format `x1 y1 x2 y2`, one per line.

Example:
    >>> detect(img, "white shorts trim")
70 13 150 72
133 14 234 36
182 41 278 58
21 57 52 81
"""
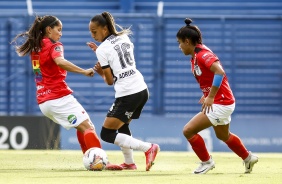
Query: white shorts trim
39 94 92 130
206 103 235 126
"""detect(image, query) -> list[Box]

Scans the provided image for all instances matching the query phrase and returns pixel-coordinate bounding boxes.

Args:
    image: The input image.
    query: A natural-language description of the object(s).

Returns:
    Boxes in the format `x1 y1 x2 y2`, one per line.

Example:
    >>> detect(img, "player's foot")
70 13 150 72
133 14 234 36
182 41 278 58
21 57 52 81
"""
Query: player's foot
120 163 137 170
105 162 123 171
244 152 258 173
193 156 215 174
145 144 160 171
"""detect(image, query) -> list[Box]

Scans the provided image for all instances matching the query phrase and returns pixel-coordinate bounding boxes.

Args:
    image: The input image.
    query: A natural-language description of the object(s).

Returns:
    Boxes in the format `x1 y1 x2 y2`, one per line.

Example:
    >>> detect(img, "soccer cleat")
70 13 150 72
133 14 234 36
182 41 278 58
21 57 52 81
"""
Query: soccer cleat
105 162 123 171
120 163 137 170
145 144 160 171
244 152 258 173
193 156 215 174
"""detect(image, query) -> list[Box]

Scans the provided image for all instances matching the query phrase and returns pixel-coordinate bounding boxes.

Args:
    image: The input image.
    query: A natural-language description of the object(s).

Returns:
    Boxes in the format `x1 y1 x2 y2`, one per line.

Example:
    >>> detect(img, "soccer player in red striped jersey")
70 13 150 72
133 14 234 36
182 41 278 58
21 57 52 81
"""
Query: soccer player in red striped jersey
12 15 122 170
176 18 258 174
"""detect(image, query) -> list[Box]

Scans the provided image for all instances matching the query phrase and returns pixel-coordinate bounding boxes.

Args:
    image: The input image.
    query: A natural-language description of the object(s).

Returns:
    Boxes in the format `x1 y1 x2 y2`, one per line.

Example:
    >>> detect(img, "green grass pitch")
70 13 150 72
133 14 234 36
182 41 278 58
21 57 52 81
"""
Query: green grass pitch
0 150 281 184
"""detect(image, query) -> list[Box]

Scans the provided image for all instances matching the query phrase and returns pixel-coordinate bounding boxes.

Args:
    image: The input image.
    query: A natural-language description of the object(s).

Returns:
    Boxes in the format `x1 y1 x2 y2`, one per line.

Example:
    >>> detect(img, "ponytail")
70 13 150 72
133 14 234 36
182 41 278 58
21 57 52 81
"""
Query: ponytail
91 11 132 36
12 15 60 56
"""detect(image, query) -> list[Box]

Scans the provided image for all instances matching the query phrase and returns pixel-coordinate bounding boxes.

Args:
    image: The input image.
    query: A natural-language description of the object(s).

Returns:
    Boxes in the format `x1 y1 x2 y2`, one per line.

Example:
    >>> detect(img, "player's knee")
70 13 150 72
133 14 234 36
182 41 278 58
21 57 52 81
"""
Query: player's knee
216 132 229 141
100 127 117 143
76 120 94 132
118 124 131 135
183 126 193 138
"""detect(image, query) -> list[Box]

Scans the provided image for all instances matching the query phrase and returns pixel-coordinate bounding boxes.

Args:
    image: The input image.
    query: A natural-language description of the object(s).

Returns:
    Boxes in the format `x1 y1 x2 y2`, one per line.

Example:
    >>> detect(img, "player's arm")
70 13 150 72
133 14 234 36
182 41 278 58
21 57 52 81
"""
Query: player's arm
54 56 94 77
207 61 225 99
94 62 114 85
202 61 225 113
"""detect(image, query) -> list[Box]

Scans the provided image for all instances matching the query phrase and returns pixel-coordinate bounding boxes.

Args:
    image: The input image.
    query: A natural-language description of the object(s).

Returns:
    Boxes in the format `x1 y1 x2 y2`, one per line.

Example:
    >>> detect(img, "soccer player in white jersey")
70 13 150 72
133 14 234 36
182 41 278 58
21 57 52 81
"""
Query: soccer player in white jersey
87 11 160 171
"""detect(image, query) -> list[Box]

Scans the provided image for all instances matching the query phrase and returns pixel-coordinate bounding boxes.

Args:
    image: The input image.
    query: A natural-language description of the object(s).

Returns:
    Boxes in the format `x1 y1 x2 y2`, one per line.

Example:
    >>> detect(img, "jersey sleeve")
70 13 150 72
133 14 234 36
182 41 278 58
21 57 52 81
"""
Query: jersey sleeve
197 51 219 69
50 43 64 60
96 48 110 69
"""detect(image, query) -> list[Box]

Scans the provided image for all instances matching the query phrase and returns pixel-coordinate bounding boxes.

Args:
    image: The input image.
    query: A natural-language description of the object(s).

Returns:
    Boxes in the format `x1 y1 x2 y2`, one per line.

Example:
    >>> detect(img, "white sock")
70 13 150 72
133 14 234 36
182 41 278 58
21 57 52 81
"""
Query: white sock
114 133 151 152
121 147 134 164
244 152 251 162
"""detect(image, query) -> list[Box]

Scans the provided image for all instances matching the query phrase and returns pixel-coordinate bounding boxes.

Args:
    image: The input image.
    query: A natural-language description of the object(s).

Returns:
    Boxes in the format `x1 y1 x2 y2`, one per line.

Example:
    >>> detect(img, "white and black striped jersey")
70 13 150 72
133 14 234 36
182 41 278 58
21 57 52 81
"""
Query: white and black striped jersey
96 34 147 98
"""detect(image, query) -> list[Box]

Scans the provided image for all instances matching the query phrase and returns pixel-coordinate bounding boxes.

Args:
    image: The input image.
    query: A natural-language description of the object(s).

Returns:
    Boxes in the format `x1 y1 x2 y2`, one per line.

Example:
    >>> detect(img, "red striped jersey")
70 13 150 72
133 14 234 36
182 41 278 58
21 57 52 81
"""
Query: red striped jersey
31 37 72 104
191 44 235 105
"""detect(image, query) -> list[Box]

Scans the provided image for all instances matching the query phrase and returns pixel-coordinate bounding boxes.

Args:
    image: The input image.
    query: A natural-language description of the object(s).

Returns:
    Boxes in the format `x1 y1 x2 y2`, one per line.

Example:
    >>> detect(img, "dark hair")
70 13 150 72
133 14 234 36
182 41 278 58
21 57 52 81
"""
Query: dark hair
12 15 60 56
90 11 132 36
176 18 202 45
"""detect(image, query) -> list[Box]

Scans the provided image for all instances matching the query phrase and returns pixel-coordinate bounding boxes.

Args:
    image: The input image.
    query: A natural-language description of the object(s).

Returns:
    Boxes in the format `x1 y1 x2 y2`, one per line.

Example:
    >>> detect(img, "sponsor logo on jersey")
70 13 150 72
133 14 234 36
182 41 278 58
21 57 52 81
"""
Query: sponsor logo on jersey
36 85 44 90
202 53 208 58
36 89 51 97
119 69 136 79
68 114 77 124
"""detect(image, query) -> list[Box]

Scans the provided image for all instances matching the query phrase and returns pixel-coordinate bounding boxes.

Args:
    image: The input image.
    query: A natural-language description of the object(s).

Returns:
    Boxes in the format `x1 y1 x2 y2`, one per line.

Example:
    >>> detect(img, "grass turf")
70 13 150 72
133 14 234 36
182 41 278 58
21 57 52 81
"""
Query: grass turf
0 150 281 184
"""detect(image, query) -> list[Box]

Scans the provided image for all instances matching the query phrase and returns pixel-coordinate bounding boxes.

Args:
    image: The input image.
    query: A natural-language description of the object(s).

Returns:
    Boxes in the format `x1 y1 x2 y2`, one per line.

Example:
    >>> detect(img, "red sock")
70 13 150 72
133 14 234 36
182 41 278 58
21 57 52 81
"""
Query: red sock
84 128 102 150
188 134 210 162
77 130 88 153
224 133 249 160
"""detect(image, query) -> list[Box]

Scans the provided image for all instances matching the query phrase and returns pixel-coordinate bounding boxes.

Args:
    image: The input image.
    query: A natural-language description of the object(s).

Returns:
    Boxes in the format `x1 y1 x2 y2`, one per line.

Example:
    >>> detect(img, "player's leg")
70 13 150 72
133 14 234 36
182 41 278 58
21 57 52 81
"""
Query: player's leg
39 94 101 152
101 89 159 171
213 125 258 173
38 95 101 152
76 120 101 153
39 95 122 170
211 103 258 173
183 112 215 174
100 117 159 171
76 129 88 153
118 123 137 170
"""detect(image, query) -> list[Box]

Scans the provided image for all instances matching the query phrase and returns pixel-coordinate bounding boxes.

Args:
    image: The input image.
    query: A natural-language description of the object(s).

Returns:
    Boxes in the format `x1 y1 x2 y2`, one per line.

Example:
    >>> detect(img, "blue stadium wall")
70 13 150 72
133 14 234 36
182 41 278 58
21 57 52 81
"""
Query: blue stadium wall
0 0 281 151
61 114 282 152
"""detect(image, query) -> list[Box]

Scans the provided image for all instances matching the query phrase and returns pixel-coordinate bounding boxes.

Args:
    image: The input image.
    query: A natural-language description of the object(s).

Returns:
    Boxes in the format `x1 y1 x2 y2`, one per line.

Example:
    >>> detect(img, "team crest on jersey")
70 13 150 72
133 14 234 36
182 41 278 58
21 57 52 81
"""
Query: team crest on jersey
67 114 77 124
54 46 61 52
194 65 202 76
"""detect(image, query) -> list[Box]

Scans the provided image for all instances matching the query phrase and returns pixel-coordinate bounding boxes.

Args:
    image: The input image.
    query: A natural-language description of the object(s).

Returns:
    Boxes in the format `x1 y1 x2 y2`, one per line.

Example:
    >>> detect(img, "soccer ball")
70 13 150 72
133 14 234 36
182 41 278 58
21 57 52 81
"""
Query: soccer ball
83 147 108 171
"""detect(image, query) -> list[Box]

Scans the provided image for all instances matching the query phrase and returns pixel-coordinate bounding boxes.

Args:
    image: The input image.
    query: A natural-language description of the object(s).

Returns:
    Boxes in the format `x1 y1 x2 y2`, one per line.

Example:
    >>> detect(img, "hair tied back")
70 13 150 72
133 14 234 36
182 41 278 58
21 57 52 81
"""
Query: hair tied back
184 18 192 26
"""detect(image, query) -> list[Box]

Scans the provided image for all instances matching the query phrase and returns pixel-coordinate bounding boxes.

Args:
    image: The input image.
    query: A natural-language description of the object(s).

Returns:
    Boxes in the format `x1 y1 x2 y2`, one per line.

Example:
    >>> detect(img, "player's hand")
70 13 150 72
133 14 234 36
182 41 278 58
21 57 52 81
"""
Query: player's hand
93 62 104 76
84 68 95 77
87 42 98 52
201 96 214 114
198 95 205 104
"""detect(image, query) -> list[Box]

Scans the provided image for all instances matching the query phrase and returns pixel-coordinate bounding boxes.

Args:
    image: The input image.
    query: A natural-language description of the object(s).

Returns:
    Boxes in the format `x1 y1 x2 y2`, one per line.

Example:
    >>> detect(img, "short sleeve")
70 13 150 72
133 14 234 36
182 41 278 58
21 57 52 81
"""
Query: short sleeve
197 51 219 69
96 48 109 68
51 44 64 60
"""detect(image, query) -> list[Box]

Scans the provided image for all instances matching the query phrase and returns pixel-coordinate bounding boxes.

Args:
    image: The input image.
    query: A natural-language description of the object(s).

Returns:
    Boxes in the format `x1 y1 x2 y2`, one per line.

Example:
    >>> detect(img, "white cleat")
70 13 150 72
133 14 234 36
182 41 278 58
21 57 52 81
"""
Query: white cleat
244 152 258 173
193 156 215 174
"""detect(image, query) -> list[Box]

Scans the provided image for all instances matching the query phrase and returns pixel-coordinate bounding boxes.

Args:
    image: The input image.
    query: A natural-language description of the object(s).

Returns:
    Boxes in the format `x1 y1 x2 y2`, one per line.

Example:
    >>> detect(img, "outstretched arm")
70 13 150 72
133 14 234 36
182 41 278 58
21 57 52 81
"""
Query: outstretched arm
54 57 94 77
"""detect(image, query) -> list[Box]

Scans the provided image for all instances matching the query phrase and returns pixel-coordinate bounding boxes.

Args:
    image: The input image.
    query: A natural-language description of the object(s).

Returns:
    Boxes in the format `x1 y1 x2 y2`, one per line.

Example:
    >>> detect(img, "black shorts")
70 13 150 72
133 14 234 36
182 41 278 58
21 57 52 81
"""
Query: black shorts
107 88 149 123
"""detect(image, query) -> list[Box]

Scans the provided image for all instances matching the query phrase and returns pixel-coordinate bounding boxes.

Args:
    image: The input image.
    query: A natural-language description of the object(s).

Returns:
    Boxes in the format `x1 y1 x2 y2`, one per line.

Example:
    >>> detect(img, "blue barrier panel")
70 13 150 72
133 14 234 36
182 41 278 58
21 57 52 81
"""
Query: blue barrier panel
61 114 282 152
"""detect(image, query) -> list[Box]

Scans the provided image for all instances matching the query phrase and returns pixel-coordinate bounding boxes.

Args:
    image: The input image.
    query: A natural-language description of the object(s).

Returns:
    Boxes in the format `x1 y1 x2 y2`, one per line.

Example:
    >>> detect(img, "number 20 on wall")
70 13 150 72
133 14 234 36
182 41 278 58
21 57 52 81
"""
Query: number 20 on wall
0 126 29 150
